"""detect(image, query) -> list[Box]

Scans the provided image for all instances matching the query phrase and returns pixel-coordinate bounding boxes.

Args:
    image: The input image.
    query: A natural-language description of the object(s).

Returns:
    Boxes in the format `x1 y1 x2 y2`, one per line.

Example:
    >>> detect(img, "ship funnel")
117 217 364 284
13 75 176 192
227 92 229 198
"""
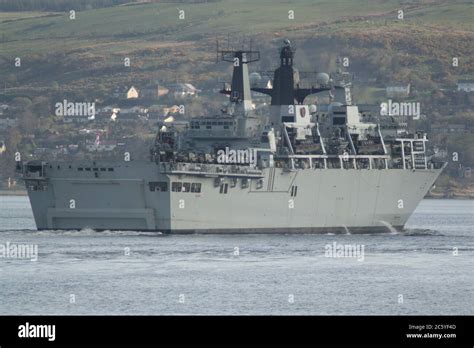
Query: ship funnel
251 40 330 127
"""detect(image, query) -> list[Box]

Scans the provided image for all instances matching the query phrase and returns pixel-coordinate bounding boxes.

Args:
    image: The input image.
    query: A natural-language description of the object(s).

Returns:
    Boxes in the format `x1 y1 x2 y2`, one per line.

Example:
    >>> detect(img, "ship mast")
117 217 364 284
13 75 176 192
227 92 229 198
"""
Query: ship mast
218 45 260 115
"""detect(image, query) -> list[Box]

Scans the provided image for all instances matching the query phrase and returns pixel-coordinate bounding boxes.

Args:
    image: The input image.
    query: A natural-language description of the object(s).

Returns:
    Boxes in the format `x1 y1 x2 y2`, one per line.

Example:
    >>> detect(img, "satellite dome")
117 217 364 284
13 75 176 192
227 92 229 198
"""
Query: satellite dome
309 104 317 113
316 72 330 85
249 72 262 86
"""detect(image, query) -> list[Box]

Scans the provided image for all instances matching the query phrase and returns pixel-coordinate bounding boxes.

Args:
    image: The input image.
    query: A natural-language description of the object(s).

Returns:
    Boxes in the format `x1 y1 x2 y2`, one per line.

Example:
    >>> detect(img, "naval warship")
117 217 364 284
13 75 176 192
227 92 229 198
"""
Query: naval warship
18 40 445 233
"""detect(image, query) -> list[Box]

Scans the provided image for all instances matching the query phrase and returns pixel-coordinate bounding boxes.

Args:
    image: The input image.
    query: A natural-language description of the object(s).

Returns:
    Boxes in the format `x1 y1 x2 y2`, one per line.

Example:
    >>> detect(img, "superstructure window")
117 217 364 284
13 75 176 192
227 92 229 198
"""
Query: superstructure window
149 182 168 192
172 182 201 193
172 182 182 192
219 183 229 194
191 183 201 193
333 117 346 125
182 183 191 192
290 185 298 197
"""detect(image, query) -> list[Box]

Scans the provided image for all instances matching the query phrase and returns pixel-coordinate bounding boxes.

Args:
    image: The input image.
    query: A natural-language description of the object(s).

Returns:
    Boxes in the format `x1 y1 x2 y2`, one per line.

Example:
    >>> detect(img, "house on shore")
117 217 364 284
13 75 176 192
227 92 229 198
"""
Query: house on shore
168 83 200 98
457 80 474 92
140 84 169 99
113 86 139 99
386 84 410 98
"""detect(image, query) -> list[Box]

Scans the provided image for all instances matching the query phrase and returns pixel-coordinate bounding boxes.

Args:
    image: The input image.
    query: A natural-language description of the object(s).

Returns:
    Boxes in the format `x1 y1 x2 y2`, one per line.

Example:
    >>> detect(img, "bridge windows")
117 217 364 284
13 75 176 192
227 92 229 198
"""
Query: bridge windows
190 121 199 129
191 120 234 130
78 167 113 172
26 181 48 191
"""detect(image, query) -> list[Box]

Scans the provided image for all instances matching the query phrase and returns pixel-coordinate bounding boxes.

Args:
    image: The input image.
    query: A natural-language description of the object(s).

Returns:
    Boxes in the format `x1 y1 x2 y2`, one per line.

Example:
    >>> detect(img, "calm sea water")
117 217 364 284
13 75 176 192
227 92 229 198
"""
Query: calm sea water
0 196 472 315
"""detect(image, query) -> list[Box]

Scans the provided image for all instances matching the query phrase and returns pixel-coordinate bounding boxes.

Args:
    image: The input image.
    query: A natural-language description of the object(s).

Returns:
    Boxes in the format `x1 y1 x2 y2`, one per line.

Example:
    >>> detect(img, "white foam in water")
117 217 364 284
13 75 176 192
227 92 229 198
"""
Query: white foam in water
25 228 162 237
379 220 399 234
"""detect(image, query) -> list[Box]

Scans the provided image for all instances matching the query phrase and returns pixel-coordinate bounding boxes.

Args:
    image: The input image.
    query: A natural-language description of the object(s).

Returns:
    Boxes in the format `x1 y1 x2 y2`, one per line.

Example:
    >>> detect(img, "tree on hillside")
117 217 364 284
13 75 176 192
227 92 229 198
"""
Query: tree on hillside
11 97 32 110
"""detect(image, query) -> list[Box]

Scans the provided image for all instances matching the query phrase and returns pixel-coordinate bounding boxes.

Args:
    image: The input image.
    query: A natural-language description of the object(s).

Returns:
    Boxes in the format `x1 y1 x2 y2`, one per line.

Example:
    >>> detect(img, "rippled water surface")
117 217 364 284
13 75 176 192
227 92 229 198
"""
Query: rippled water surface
0 196 472 315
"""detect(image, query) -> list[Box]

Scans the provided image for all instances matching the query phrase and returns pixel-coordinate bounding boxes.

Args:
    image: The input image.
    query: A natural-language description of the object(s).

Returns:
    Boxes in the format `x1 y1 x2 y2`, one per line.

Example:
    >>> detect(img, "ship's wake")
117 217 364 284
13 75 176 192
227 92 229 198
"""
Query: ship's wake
401 228 443 236
378 220 399 234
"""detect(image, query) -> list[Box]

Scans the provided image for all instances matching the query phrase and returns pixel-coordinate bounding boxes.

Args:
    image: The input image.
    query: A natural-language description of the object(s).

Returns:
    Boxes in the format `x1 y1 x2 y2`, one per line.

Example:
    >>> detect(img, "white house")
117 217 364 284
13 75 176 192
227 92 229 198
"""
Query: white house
126 86 139 99
168 83 200 98
457 80 474 92
113 86 139 99
140 84 169 99
386 84 410 98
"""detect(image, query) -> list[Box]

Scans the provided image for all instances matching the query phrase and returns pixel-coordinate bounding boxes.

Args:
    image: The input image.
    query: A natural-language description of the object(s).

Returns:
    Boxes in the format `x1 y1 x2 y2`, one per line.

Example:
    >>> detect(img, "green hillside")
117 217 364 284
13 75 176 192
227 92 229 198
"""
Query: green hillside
1 0 472 56
0 0 472 91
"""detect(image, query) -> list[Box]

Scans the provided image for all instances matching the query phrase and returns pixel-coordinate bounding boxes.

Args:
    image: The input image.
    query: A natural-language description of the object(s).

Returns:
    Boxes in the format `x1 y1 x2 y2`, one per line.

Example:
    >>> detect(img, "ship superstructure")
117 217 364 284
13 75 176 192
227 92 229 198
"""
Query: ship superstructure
19 40 445 233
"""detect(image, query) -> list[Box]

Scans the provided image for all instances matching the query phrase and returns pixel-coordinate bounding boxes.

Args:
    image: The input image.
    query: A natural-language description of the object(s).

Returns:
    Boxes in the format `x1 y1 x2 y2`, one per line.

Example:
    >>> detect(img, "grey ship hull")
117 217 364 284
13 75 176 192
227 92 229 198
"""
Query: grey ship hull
24 161 442 233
